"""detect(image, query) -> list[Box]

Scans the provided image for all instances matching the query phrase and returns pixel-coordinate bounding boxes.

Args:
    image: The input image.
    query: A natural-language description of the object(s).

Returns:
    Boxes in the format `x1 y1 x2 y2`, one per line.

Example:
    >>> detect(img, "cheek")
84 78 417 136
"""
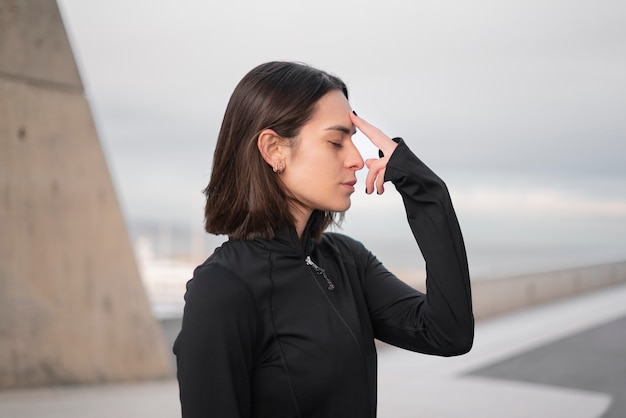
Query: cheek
286 146 342 187
291 150 330 176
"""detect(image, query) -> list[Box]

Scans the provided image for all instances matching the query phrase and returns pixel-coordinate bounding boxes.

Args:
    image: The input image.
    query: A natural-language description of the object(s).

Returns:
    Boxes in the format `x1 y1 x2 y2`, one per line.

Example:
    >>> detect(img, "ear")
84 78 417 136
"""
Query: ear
257 129 286 170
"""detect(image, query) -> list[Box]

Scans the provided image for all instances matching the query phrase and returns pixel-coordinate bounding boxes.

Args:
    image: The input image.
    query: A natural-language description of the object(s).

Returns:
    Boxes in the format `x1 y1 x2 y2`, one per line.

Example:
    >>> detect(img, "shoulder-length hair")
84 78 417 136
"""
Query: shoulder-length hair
203 61 349 240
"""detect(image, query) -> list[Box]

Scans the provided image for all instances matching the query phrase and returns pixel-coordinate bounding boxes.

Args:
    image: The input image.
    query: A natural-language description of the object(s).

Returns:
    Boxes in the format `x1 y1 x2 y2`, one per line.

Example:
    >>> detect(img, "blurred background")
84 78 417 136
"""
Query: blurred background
56 0 626 312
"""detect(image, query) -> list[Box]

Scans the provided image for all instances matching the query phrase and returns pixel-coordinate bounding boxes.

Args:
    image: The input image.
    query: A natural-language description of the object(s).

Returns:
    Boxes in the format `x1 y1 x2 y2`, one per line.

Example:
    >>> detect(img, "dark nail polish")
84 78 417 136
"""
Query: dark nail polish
352 110 358 116
378 149 384 158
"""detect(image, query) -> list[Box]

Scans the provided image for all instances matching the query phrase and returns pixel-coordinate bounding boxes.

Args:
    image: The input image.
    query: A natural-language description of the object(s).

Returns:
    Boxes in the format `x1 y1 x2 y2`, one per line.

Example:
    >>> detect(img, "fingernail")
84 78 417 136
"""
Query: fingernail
365 187 368 194
352 110 358 116
378 149 384 158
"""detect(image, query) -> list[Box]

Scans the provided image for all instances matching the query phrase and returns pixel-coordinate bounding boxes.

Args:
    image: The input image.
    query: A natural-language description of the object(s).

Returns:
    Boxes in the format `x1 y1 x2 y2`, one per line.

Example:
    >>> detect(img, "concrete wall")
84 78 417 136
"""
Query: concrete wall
0 0 171 388
472 260 626 320
403 260 626 321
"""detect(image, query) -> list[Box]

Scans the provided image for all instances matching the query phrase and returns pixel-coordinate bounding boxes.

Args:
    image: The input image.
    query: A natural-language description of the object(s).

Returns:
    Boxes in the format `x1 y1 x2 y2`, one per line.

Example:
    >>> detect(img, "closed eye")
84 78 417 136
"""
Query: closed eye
329 141 343 148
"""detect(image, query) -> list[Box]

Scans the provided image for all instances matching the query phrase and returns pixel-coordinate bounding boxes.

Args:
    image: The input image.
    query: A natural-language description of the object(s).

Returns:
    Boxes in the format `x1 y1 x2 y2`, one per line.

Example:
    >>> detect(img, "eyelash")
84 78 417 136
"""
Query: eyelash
329 141 343 148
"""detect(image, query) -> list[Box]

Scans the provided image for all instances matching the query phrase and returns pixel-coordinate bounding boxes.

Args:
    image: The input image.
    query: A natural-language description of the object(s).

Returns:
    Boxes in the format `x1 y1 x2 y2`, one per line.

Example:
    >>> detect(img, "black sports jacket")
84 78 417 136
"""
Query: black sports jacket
174 139 474 417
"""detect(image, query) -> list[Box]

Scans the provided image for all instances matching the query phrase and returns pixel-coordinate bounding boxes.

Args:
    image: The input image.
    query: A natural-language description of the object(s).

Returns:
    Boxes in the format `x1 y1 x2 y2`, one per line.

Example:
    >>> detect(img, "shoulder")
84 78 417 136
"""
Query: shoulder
176 257 259 359
320 231 363 247
184 259 256 316
319 231 370 260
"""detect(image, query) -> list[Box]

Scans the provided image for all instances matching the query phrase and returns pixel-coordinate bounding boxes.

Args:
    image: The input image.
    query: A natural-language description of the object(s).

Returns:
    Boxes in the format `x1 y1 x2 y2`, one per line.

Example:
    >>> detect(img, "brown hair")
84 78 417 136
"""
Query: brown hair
203 61 348 240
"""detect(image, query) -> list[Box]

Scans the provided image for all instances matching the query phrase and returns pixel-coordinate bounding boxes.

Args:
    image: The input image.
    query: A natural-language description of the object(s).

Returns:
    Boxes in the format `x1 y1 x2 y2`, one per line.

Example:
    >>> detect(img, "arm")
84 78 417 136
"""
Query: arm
351 113 474 356
173 263 257 417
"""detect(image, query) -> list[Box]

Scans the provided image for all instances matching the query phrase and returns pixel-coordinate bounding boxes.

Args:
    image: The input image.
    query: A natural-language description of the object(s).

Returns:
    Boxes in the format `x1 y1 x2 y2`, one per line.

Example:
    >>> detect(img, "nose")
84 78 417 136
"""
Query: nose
345 139 364 170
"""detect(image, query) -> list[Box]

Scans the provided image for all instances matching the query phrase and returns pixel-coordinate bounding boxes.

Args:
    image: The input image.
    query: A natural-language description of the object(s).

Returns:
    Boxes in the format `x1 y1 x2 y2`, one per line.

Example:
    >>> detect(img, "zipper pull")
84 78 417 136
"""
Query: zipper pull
305 256 335 291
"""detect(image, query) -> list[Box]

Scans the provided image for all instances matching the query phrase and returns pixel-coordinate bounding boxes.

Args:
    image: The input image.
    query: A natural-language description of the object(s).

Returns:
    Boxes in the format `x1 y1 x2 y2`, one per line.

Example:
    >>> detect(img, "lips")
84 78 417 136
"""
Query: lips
341 180 357 192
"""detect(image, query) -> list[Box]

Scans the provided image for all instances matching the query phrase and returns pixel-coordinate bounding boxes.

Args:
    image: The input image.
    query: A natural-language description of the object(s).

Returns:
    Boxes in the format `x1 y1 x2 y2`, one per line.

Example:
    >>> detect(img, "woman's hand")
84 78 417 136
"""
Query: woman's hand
350 112 399 195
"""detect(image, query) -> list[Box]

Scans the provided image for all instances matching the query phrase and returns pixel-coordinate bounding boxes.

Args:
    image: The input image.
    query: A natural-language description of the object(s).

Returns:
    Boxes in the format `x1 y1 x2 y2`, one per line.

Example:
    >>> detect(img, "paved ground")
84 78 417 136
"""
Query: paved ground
469 316 626 418
1 283 625 417
375 283 626 417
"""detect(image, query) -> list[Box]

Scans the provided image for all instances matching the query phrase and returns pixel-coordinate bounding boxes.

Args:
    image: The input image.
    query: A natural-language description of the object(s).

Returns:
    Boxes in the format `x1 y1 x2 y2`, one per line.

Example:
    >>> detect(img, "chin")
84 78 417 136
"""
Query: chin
320 198 352 213
335 200 352 212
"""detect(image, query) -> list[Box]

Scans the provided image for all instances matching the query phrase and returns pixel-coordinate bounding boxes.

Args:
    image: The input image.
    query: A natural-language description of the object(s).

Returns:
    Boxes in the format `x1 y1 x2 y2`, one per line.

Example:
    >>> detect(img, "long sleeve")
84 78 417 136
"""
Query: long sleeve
173 263 258 417
364 138 474 356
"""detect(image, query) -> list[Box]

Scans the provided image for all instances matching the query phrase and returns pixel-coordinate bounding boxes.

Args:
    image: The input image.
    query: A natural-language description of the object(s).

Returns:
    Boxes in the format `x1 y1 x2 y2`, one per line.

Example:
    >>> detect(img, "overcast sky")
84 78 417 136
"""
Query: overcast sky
57 0 626 277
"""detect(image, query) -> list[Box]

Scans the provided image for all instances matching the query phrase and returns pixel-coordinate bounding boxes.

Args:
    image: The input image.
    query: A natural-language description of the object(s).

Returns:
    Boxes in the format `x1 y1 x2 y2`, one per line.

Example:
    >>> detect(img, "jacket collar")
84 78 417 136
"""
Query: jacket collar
251 210 324 255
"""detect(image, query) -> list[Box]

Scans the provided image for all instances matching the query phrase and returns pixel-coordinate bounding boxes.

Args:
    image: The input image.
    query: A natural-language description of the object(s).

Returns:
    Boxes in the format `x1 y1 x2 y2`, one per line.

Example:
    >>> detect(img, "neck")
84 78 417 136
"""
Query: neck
292 207 313 241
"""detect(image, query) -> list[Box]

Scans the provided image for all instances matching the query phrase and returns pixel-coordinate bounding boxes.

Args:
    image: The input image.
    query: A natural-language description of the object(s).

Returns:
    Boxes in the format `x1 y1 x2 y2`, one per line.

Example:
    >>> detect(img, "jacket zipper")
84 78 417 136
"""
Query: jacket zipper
304 256 335 290
304 254 371 414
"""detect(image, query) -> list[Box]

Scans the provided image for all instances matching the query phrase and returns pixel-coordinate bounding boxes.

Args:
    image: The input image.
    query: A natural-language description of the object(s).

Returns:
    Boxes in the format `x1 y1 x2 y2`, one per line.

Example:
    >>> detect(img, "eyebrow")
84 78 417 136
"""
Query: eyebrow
324 125 357 136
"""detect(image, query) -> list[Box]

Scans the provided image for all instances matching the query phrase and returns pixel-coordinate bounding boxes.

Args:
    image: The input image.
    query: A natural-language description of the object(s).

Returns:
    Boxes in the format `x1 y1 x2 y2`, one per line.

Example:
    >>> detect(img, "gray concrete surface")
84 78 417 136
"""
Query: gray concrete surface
0 0 171 388
1 283 624 417
374 283 626 417
470 316 626 418
471 260 626 319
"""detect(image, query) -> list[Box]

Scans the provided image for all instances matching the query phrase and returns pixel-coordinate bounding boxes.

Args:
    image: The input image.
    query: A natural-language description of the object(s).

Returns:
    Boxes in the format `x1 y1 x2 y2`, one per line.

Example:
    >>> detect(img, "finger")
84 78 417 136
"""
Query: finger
375 168 386 194
365 159 384 194
350 112 390 150
350 112 391 145
350 112 399 159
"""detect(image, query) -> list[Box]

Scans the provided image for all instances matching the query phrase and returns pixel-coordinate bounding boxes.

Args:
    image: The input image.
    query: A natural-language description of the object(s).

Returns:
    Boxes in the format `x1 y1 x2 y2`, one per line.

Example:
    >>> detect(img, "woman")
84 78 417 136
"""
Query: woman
174 61 474 417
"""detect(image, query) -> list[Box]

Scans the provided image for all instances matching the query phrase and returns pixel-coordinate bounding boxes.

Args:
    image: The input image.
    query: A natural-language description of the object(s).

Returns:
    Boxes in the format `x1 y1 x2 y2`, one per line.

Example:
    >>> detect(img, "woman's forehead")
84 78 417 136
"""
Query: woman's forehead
308 91 353 130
